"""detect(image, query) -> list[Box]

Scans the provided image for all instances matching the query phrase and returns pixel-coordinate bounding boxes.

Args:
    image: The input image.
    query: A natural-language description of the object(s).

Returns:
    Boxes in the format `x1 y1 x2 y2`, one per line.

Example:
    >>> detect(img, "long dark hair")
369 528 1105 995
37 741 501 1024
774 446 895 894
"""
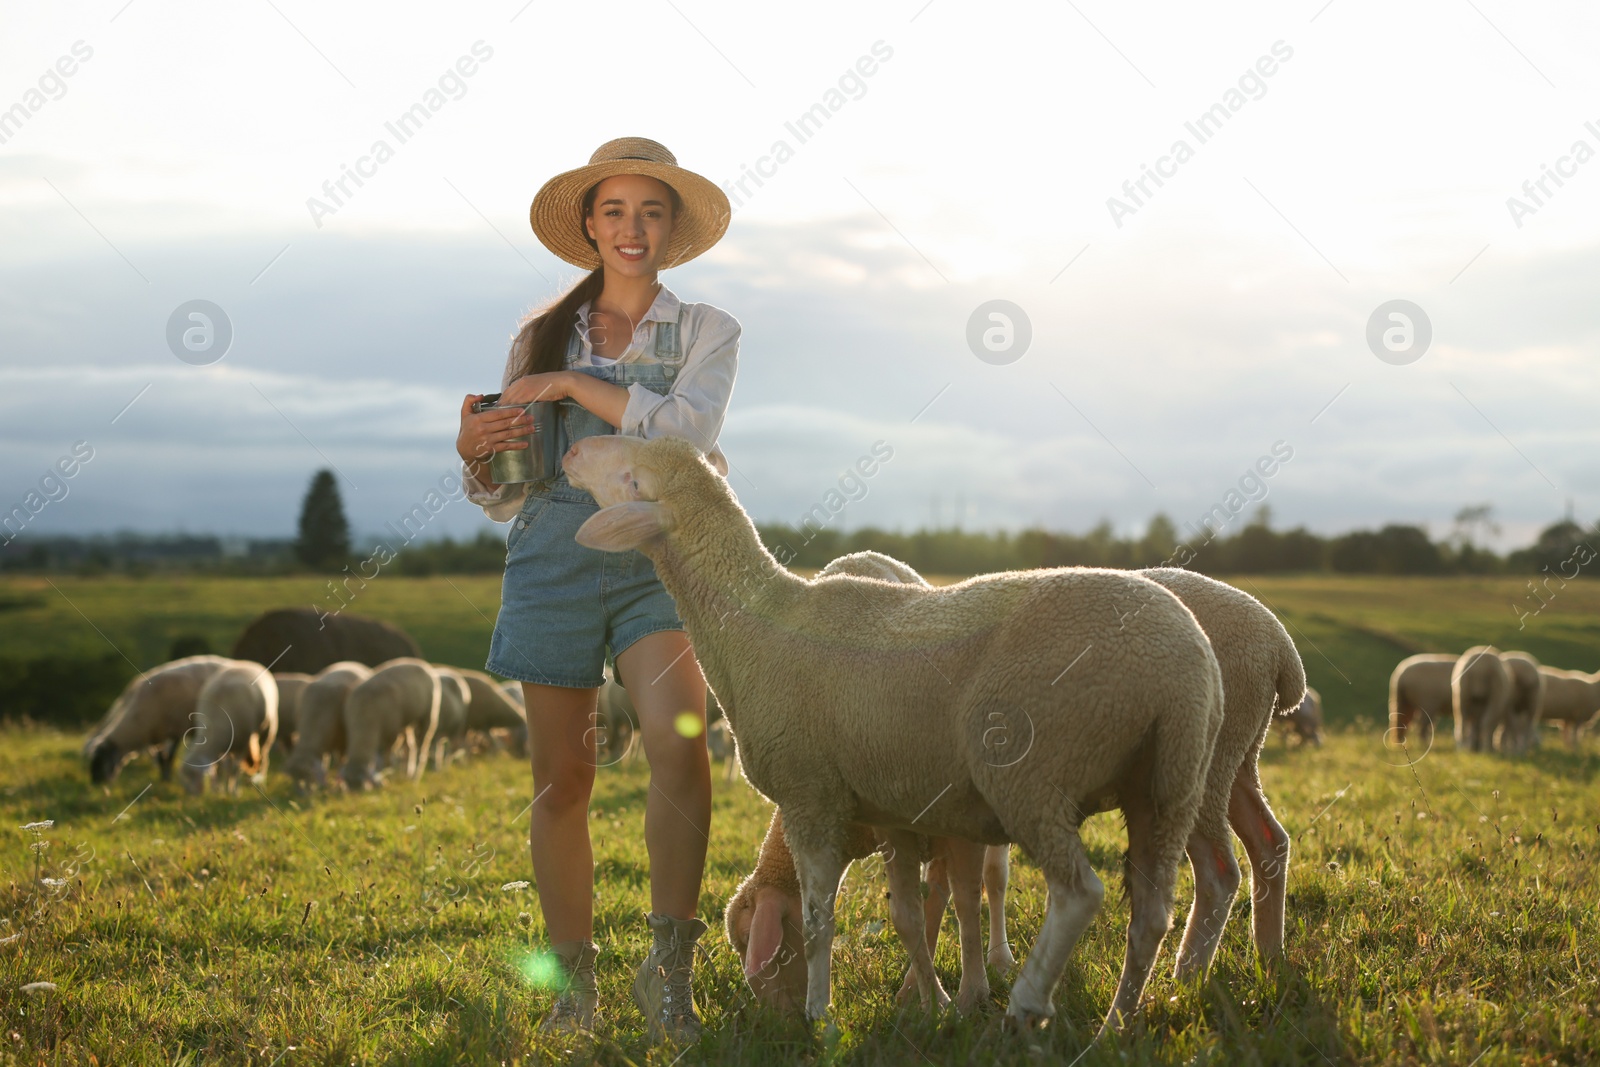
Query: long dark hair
514 180 682 377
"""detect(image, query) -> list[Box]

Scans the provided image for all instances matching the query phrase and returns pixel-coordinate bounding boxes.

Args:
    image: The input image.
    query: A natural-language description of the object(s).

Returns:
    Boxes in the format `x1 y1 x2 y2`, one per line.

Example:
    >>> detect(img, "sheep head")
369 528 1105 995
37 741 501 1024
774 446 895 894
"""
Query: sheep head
88 741 123 784
566 435 726 553
725 878 809 1016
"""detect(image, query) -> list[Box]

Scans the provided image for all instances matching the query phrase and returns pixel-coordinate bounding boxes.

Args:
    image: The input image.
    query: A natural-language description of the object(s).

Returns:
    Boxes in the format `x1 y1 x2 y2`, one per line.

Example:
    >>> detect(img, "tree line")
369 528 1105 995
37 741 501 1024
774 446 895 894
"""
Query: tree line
1 469 1592 579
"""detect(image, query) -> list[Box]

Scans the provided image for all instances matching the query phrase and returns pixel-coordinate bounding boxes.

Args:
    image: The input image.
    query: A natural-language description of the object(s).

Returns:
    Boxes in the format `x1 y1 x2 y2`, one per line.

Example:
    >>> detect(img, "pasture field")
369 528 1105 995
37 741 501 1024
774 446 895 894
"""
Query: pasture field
0 573 1597 1064
3 573 1599 727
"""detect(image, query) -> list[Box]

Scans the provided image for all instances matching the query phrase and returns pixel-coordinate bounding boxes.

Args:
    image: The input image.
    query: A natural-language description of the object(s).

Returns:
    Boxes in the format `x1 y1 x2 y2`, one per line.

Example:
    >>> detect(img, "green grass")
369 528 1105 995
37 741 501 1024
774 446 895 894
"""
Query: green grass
4 730 1598 1065
1 573 1598 1064
0 574 509 672
6 574 1598 716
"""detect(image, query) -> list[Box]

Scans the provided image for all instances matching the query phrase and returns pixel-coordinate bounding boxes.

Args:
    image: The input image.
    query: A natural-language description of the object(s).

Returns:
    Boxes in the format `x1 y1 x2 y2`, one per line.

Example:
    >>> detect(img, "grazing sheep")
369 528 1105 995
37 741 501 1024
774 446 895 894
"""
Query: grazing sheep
706 719 741 783
231 608 421 675
1275 686 1324 746
597 667 640 765
340 658 441 789
1140 568 1305 981
726 558 1305 1015
495 679 531 758
1453 646 1510 752
1389 653 1457 747
179 661 279 794
429 666 472 769
271 672 314 754
283 661 371 789
597 668 725 767
1536 666 1600 747
1498 652 1545 753
453 669 529 756
459 669 528 733
85 655 232 784
565 434 1225 1034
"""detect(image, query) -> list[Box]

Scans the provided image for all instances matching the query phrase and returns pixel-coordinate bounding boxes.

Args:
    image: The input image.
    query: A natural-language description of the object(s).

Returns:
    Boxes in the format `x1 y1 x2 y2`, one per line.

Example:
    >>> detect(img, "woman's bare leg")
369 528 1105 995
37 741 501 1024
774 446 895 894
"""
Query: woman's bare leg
524 681 601 943
617 630 712 919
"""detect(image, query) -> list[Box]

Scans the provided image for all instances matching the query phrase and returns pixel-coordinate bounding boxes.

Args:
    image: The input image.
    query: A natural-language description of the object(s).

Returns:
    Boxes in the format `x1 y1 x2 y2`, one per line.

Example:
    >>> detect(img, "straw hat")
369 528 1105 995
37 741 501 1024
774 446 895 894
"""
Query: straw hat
529 137 731 270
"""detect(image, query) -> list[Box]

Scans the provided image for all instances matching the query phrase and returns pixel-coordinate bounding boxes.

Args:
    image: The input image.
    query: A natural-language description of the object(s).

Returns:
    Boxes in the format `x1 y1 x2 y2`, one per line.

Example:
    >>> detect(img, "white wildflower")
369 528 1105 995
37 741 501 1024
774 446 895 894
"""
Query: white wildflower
501 880 531 891
20 981 56 994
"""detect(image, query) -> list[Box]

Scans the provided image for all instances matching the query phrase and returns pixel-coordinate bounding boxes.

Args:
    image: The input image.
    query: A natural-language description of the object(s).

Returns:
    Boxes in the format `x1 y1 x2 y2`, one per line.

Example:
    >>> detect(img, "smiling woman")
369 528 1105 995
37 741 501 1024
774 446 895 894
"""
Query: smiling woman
452 137 737 1045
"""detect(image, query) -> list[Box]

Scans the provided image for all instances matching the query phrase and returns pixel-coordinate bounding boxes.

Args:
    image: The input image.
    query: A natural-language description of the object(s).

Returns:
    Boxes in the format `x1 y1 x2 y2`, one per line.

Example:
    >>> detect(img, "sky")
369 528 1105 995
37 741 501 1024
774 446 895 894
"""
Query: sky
2 0 1598 552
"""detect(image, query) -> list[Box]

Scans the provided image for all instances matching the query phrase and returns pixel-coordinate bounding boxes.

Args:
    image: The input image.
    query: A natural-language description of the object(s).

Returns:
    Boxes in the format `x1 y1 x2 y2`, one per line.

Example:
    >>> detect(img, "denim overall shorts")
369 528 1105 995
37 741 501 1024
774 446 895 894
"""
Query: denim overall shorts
485 319 688 688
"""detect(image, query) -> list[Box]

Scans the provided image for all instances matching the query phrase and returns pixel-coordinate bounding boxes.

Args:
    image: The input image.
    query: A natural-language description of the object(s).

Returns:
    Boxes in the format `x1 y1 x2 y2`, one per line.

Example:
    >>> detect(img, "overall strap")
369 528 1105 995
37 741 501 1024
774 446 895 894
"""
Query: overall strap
565 316 584 363
653 317 684 381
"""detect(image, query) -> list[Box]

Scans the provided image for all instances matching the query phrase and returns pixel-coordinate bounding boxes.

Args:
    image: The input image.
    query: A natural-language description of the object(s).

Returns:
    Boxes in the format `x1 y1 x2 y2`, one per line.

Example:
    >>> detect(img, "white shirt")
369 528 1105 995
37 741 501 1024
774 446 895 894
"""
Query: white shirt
462 284 740 523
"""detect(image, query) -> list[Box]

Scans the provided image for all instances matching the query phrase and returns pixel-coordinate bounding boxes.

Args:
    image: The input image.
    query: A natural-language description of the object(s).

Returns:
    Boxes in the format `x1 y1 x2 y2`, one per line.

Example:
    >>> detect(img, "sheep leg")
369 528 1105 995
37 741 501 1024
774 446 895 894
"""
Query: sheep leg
882 829 950 1012
983 845 1017 972
1172 819 1241 982
340 709 379 790
789 836 849 1023
945 841 991 1014
1228 771 1291 962
403 725 420 780
1103 794 1179 1036
155 739 179 781
896 855 950 1004
1006 830 1102 1027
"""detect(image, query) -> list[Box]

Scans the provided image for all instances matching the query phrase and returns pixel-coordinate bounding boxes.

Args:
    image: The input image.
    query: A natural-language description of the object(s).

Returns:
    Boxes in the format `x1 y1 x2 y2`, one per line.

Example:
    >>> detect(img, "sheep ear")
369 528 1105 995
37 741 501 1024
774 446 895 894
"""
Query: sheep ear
576 501 671 552
705 448 730 477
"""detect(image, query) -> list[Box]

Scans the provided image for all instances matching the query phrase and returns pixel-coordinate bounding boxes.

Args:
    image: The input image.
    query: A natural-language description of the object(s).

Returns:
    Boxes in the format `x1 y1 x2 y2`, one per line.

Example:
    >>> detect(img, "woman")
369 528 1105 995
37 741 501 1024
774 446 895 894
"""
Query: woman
455 137 738 1041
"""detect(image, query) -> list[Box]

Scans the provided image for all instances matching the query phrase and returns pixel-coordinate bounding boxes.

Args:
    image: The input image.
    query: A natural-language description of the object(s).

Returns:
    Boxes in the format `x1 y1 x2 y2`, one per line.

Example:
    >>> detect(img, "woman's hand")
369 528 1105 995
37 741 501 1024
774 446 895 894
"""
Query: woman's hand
499 372 575 406
457 393 531 467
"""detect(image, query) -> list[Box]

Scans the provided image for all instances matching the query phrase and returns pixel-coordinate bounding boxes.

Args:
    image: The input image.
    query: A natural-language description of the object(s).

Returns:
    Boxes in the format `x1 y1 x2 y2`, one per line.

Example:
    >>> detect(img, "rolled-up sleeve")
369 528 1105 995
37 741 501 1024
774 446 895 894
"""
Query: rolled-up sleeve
462 340 530 523
618 306 740 454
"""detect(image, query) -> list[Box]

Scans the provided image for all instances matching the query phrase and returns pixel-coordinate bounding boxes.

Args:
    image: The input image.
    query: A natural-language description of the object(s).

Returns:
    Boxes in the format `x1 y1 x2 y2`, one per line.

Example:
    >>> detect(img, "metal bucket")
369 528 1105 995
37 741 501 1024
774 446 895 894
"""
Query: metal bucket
471 397 561 484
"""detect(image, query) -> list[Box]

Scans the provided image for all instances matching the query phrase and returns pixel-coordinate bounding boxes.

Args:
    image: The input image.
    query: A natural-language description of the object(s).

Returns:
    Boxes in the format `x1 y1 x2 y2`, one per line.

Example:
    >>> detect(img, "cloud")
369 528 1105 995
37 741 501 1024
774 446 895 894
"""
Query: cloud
0 217 1596 550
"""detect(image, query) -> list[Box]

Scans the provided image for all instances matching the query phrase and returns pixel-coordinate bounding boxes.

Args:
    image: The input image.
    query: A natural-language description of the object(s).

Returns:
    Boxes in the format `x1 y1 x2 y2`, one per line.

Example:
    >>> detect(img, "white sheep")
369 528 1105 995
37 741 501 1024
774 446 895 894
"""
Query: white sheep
1536 666 1600 747
1453 646 1510 752
726 558 1305 1014
706 718 741 782
725 551 1013 1016
284 661 372 789
1274 686 1323 746
596 667 640 766
178 660 279 795
493 677 531 758
1389 653 1457 747
271 672 314 754
451 669 528 756
85 655 232 784
340 657 441 789
429 665 472 770
1498 652 1544 753
565 435 1225 1035
598 662 729 771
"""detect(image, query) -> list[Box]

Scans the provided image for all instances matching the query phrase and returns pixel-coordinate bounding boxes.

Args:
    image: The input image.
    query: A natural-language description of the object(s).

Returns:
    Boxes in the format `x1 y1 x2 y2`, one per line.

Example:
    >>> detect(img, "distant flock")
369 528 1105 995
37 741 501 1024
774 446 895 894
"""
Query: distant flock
1389 646 1600 752
80 607 732 793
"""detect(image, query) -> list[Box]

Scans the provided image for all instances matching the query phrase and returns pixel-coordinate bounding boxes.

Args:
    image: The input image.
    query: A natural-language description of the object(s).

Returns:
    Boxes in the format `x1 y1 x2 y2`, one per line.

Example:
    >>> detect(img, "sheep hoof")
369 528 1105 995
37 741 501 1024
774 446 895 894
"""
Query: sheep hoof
1002 1008 1052 1056
956 993 986 1015
988 945 1018 973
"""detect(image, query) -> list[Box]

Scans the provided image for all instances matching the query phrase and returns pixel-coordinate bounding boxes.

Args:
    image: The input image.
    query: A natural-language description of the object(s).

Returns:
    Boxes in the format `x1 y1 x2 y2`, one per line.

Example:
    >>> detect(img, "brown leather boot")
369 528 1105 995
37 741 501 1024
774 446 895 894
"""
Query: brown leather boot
632 913 708 1043
538 939 599 1034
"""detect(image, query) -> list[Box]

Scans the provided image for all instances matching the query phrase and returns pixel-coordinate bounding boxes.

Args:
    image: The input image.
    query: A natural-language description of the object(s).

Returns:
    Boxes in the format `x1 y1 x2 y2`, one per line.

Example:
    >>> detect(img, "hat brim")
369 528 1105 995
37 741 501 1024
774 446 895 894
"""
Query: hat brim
530 160 731 270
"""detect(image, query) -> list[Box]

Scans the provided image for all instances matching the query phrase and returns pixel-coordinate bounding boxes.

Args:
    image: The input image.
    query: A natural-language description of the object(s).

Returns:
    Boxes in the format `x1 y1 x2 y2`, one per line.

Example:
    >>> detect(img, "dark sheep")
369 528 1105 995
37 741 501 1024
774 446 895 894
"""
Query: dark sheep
230 609 420 675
